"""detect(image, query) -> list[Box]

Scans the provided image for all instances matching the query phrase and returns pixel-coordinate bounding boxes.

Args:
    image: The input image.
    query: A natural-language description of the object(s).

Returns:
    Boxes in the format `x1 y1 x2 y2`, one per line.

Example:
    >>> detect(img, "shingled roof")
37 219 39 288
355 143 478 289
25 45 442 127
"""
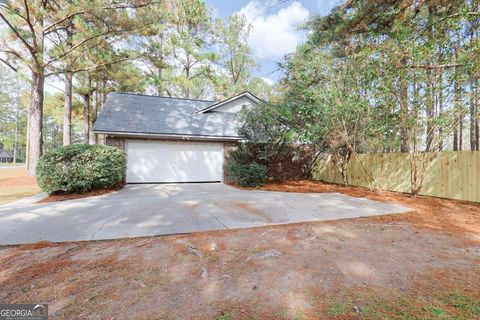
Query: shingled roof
0 149 12 158
93 93 244 140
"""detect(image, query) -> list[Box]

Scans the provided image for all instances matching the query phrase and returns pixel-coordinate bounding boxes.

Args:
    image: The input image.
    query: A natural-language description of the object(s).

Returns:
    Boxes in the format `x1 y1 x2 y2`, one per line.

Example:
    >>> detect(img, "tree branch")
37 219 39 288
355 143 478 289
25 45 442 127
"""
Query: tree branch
23 0 36 35
43 10 86 34
0 58 17 71
0 11 35 55
45 53 144 77
404 63 464 69
44 1 155 34
0 48 27 62
0 3 29 23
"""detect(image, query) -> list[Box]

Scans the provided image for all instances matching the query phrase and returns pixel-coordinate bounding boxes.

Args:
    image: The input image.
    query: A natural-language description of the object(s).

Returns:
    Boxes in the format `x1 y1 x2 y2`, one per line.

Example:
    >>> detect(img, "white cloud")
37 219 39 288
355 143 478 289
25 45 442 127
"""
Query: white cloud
236 1 309 59
261 77 274 86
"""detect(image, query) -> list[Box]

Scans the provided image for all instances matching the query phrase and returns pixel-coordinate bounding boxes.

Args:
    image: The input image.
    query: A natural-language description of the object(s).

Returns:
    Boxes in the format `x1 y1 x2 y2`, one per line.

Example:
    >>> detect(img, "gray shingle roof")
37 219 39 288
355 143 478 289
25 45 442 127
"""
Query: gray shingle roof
93 93 243 139
0 149 12 158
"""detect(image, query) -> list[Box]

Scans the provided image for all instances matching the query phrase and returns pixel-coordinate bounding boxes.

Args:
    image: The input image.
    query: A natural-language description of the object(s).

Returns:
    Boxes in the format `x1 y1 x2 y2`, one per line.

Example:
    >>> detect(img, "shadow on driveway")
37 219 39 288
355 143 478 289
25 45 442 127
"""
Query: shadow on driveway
0 183 411 245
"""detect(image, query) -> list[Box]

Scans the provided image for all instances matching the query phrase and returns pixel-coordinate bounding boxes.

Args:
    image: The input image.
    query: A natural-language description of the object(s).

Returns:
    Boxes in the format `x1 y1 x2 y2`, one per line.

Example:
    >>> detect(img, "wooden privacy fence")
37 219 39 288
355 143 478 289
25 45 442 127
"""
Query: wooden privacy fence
312 151 480 203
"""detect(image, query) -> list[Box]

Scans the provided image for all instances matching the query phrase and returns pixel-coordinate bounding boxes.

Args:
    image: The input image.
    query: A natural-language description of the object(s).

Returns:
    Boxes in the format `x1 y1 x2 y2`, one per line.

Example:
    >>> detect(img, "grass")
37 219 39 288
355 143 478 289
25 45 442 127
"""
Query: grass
0 166 40 204
211 292 480 320
309 290 480 320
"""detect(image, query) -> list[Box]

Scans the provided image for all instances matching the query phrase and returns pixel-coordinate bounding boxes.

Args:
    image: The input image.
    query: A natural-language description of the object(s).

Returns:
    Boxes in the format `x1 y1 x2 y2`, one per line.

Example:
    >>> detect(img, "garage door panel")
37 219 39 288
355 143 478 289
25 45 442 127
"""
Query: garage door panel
126 140 223 183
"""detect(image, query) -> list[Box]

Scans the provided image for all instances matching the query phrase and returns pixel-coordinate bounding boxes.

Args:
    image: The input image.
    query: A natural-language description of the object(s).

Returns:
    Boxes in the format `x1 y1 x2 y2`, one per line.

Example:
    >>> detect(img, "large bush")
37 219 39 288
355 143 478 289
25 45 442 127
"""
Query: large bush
225 146 267 188
36 144 126 194
226 161 268 188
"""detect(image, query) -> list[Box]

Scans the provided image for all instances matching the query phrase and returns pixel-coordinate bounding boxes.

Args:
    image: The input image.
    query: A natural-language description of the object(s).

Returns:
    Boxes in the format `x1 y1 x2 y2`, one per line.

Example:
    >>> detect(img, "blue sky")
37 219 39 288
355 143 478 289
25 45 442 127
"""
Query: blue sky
206 0 339 83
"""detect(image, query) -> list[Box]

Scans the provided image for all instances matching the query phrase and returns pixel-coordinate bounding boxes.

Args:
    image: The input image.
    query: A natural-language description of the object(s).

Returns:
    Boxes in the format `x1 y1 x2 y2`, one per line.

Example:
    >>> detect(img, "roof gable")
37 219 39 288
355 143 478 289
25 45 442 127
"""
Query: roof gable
196 91 262 114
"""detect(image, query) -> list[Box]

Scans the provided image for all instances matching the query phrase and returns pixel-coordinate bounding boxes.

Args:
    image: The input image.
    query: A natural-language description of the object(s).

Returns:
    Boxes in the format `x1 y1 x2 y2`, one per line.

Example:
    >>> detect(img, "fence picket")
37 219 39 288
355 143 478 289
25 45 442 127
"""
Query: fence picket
312 151 480 203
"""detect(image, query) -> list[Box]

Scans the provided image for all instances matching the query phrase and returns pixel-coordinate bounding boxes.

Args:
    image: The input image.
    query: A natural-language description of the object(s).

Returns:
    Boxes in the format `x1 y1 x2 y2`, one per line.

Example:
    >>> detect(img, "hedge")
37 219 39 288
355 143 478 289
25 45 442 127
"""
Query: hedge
36 144 126 194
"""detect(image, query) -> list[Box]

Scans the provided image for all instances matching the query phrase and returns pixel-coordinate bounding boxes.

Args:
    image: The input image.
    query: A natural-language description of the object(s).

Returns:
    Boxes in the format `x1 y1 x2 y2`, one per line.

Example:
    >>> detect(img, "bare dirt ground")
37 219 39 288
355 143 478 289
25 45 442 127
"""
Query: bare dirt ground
0 167 40 204
1 180 479 319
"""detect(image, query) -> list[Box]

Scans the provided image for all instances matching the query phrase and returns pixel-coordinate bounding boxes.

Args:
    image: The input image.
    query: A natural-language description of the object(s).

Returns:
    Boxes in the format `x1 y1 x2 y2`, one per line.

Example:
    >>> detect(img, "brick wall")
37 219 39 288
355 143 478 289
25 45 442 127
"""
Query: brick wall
105 136 126 151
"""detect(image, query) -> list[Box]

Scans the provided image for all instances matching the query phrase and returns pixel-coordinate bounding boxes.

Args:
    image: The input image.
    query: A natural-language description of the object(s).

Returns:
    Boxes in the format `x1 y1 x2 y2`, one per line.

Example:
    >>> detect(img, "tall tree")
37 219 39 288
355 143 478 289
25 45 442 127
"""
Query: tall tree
214 14 256 99
0 0 151 173
169 0 214 99
272 0 480 193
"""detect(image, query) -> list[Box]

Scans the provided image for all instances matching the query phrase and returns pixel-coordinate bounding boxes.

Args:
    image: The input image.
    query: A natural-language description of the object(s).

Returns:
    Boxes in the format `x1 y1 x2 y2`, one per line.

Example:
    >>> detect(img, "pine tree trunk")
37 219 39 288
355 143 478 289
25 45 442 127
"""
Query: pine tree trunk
63 72 73 145
62 22 73 146
470 79 477 151
426 70 435 152
83 94 90 144
476 83 479 150
28 70 44 175
425 5 435 152
157 67 163 96
399 58 409 152
459 116 463 151
91 88 99 144
83 72 91 144
453 128 458 151
13 86 20 163
475 79 479 151
453 68 459 151
13 110 19 163
438 69 444 151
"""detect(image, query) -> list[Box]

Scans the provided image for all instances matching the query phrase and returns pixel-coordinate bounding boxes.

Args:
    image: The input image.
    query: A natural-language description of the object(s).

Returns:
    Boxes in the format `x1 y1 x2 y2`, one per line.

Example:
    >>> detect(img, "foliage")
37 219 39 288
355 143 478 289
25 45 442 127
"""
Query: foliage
0 65 28 162
0 0 154 173
225 146 267 188
213 14 257 98
238 102 296 157
0 0 274 173
273 0 480 191
36 144 126 194
225 161 268 188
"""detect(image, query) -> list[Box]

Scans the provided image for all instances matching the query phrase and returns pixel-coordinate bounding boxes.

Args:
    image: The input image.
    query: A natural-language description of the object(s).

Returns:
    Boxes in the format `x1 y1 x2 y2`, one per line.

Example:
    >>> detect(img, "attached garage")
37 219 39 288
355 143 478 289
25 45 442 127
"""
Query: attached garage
93 92 261 184
126 140 224 183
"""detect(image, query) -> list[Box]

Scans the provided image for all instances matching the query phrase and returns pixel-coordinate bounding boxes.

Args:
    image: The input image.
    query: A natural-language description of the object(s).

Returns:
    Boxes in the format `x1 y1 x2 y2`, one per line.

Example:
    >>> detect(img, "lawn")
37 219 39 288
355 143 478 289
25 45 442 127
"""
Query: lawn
0 166 40 204
0 181 479 319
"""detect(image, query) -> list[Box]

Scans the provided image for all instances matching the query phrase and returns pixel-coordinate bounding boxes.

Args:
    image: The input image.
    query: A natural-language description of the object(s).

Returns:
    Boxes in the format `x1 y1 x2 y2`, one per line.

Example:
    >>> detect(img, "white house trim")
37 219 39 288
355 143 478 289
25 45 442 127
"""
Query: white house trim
196 91 262 114
95 131 244 141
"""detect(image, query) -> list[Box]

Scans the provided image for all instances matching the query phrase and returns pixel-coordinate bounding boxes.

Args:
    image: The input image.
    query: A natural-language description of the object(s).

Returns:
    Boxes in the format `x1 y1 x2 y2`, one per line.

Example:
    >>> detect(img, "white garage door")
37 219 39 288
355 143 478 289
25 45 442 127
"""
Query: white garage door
126 140 224 183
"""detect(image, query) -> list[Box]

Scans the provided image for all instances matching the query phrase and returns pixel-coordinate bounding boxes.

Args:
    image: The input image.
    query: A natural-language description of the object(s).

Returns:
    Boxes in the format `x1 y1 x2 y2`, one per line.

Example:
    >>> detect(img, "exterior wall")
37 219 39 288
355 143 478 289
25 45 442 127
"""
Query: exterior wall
105 136 125 151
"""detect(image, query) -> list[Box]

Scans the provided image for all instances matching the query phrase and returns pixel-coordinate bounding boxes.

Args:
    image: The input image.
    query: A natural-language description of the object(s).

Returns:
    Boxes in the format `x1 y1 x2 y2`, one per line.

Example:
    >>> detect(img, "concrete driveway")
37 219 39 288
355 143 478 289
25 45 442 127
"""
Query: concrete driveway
0 183 410 245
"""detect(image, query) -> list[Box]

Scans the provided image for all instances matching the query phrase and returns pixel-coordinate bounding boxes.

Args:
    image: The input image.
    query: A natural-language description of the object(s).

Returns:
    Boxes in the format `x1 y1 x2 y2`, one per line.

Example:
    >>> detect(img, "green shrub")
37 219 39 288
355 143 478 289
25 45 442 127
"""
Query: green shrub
229 144 255 165
36 144 126 194
226 161 268 188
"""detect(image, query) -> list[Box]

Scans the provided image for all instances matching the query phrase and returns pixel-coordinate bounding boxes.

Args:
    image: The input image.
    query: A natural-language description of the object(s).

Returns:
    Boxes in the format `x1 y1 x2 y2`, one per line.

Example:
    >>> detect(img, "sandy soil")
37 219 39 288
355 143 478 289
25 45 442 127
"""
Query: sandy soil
0 167 40 204
0 180 479 319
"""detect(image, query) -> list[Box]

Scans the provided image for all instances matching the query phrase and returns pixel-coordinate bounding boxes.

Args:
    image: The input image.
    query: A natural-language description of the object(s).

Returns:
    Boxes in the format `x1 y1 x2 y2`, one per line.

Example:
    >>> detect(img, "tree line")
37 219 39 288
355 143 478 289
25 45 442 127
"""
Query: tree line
0 0 270 174
242 0 480 193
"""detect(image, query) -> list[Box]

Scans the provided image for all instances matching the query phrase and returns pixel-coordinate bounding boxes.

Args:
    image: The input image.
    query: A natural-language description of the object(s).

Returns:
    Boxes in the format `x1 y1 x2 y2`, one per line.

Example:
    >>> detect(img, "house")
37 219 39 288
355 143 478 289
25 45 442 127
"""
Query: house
0 149 13 163
93 91 261 183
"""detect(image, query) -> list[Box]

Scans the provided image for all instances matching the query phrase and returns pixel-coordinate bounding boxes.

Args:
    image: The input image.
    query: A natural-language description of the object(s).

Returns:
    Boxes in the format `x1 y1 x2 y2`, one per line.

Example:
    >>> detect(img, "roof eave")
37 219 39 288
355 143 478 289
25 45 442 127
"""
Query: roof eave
93 130 246 142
